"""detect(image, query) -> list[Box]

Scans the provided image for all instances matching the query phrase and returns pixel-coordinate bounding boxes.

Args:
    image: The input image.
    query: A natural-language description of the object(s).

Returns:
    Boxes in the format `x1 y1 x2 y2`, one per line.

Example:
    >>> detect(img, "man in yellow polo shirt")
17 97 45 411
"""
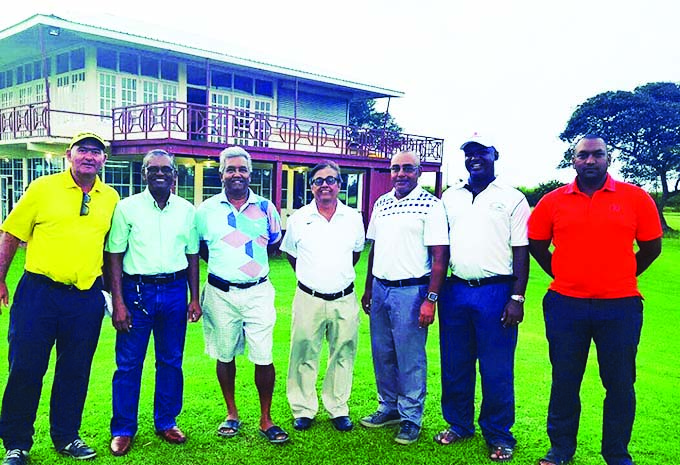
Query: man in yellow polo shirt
0 132 119 465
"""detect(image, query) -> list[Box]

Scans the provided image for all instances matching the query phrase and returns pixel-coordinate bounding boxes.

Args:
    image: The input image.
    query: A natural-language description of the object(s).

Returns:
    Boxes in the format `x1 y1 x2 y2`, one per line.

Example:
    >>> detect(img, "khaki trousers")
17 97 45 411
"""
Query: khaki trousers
286 288 359 419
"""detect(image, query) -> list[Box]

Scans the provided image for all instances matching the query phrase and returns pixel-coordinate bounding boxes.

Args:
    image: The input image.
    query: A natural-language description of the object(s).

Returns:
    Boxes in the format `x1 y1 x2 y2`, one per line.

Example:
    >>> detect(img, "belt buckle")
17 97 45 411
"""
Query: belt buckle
469 278 481 287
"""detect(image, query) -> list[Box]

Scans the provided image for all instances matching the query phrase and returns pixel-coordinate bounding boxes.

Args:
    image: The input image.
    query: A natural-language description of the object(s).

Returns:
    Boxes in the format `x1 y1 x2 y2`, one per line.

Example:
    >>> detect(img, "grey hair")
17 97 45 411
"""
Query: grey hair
142 149 176 171
219 146 252 174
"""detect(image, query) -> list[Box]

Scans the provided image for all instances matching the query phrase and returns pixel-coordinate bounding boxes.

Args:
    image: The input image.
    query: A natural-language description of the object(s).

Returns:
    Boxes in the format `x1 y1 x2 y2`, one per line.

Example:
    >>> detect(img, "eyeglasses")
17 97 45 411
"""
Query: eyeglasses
80 192 91 216
390 164 419 173
311 176 340 186
146 166 175 175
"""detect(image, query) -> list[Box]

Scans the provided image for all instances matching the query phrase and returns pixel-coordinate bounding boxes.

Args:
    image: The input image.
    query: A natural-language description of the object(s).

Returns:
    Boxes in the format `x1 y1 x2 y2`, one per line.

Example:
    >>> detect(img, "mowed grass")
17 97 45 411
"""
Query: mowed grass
0 235 678 465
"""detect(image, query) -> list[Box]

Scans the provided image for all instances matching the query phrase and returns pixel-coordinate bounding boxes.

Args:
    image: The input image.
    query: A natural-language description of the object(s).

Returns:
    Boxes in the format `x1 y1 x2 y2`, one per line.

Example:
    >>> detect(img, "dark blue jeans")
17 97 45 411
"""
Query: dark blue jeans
0 272 104 451
438 280 517 447
110 277 188 436
543 290 643 465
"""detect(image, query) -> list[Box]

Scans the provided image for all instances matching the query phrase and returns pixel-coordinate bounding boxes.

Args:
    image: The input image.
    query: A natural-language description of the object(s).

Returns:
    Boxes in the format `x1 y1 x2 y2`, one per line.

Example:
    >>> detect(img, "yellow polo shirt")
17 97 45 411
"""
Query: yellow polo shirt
1 170 119 290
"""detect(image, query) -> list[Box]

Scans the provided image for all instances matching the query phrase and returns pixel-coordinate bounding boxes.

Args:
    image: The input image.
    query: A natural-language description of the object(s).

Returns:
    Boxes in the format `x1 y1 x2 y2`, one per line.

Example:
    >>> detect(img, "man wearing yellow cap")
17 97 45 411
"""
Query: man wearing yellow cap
0 133 119 465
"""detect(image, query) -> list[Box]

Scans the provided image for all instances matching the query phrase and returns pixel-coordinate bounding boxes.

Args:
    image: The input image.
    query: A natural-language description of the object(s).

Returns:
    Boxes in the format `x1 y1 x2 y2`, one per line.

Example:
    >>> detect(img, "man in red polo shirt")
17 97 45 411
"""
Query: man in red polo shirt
528 135 662 465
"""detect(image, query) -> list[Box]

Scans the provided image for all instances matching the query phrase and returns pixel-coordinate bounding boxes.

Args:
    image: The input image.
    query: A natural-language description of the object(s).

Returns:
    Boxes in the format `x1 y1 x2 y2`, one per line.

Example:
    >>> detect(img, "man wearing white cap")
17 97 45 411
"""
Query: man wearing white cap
434 133 530 463
0 132 119 465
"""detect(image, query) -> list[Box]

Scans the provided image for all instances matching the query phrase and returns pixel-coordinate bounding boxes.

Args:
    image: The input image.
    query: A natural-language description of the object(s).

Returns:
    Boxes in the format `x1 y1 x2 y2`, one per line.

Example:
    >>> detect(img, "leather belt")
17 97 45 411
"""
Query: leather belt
448 274 516 287
376 276 430 287
123 269 187 285
298 282 354 301
208 273 267 292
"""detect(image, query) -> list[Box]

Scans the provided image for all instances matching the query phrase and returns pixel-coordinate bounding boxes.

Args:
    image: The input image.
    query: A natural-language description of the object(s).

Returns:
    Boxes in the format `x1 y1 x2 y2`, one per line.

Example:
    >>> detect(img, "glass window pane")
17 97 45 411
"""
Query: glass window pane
234 75 253 93
211 70 232 90
187 65 206 86
119 52 139 74
255 79 273 97
97 48 117 70
160 61 178 81
140 57 159 78
70 48 85 70
33 61 42 79
15 66 24 85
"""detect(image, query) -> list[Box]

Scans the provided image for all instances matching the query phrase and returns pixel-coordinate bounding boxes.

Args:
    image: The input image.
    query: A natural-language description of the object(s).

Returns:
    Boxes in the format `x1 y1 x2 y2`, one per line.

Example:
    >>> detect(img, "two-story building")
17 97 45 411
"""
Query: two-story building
0 13 444 226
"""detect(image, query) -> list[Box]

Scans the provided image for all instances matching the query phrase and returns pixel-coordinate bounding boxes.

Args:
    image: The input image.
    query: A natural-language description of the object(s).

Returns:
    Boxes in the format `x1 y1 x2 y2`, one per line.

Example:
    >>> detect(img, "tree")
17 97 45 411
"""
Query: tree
349 99 402 132
560 82 680 231
518 180 566 207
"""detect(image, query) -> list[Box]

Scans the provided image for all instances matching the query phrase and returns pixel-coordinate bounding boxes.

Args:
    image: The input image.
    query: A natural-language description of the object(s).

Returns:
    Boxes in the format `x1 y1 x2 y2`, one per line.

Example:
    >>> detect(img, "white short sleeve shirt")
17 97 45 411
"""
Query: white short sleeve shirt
367 185 449 280
441 178 530 280
280 200 365 293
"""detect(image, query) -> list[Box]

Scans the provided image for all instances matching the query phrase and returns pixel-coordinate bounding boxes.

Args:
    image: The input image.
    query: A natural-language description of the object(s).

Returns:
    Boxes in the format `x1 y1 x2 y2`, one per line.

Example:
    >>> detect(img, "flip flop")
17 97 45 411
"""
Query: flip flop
259 425 289 444
489 444 514 462
217 418 241 437
433 428 466 445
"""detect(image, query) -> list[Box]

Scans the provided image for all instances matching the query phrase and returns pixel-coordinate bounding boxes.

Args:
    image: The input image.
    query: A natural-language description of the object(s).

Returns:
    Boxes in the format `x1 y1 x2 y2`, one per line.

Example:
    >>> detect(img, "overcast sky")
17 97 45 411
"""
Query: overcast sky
3 0 680 187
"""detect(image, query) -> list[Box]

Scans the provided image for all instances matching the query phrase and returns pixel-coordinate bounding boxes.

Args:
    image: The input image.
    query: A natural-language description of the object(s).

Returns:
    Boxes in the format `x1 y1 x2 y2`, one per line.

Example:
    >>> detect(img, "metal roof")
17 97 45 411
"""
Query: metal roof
0 13 404 100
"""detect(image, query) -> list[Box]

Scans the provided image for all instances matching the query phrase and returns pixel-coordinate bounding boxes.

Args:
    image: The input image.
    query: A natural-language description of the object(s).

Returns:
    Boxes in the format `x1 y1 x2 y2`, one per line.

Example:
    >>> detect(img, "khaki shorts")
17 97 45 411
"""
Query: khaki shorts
201 280 276 365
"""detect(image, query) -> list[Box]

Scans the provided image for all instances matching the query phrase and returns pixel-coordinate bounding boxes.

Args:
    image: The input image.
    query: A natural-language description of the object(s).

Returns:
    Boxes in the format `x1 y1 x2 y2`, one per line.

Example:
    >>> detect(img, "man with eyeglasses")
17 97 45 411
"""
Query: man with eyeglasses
0 132 119 465
104 150 201 456
280 161 365 433
433 133 530 463
196 146 288 444
360 150 449 445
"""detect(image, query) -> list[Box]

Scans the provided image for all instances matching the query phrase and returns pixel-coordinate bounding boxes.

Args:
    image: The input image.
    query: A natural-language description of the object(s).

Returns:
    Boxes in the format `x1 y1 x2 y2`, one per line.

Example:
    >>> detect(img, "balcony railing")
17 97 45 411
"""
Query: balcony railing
112 101 443 163
0 101 50 140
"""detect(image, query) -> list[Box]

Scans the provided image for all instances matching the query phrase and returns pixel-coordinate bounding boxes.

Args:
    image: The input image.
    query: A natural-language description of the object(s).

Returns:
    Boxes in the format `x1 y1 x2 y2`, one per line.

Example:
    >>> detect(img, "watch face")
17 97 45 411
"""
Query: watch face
427 292 438 302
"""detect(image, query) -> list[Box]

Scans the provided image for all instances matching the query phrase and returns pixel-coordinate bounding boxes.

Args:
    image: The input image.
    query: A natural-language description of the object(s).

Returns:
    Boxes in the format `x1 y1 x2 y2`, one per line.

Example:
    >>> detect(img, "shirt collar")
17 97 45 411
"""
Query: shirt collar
61 170 104 192
565 173 615 194
389 184 423 201
141 187 173 209
219 188 257 206
309 199 347 218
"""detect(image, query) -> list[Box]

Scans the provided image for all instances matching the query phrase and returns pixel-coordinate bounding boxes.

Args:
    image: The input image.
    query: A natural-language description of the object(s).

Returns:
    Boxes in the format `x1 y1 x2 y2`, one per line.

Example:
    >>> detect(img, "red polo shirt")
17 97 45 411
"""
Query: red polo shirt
528 175 662 298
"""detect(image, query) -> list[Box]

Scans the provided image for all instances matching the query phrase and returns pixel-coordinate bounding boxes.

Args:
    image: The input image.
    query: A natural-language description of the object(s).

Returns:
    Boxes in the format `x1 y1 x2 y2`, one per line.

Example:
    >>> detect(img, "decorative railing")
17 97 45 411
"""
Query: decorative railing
0 102 50 140
112 101 444 163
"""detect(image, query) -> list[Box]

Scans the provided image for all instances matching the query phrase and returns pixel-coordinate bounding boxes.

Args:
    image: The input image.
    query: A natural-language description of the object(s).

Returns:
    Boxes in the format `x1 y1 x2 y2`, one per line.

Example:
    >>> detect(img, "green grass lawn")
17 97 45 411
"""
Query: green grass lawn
0 239 678 465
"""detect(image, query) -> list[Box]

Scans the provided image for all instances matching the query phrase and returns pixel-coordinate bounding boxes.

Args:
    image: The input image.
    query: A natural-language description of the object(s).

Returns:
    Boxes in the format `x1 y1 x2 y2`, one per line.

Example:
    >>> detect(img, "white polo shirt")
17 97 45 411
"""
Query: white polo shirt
280 200 365 293
367 185 449 281
441 178 530 280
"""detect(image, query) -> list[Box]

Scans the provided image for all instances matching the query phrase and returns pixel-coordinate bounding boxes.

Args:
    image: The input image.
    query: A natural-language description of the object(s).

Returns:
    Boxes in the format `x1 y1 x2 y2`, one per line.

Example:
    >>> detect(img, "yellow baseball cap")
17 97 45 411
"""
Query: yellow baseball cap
68 132 106 151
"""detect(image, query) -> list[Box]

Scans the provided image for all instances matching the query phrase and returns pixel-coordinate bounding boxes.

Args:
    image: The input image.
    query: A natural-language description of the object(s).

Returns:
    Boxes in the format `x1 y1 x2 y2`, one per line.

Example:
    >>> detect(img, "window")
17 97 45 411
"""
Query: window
234 75 253 93
119 52 139 74
140 57 159 78
162 83 178 101
70 48 85 70
160 61 178 81
249 167 271 199
0 73 5 89
33 61 42 80
143 81 159 103
97 48 117 70
56 53 69 74
176 164 194 202
23 64 33 83
99 72 116 116
187 65 206 86
255 79 273 97
211 70 232 90
15 66 23 85
121 77 137 106
202 165 222 200
5 71 12 88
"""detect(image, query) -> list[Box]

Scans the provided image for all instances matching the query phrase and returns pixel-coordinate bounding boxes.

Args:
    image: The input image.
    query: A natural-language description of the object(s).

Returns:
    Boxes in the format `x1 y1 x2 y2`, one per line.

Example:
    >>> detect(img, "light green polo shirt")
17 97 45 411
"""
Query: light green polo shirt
106 189 199 275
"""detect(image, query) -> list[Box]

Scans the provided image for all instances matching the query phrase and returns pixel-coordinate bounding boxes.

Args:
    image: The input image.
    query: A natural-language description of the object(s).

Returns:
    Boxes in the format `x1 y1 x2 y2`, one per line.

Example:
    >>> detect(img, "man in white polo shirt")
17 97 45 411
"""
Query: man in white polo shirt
433 133 530 463
280 160 365 433
360 150 449 445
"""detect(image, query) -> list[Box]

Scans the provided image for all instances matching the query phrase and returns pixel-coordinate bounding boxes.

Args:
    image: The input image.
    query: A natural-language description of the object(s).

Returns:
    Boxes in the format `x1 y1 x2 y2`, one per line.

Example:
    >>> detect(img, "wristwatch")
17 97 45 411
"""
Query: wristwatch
426 292 439 303
510 294 525 303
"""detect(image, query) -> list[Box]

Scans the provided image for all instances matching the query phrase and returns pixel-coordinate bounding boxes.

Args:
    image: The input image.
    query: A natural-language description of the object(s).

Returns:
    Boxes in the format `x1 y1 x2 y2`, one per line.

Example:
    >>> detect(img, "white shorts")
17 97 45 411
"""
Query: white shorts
201 280 276 365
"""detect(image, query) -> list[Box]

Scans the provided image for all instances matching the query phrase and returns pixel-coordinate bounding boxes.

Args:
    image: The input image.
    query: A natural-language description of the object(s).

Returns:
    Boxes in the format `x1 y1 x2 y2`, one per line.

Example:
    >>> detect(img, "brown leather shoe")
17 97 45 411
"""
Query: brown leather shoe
110 435 133 456
157 426 187 444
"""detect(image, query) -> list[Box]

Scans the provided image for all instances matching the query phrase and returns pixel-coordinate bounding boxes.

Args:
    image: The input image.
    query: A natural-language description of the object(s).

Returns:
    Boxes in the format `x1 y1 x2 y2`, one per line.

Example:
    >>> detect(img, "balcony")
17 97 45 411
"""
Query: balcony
111 101 443 164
